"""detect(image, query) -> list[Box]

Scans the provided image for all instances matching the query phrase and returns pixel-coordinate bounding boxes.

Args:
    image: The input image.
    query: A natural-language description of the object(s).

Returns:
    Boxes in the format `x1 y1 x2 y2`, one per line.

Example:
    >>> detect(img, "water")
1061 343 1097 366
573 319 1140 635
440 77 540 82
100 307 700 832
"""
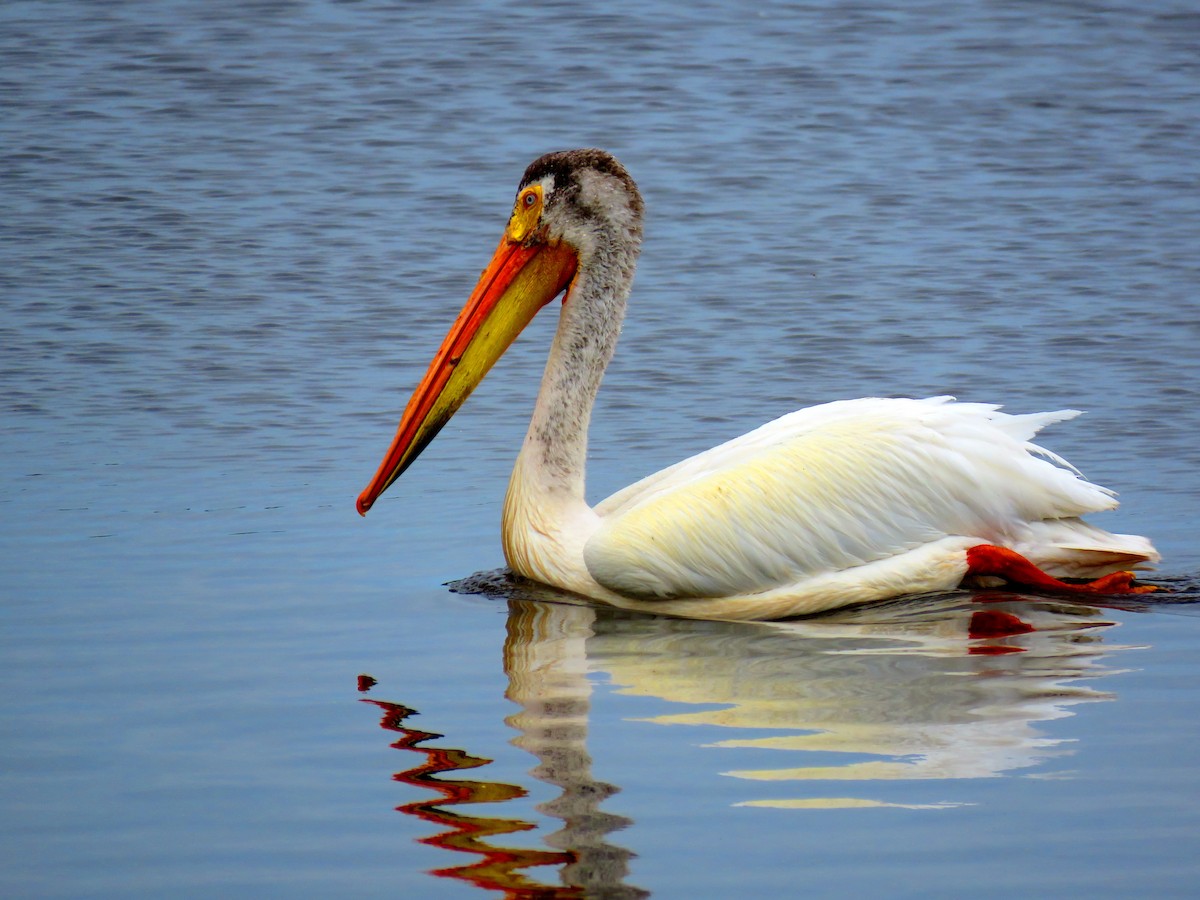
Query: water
3 0 1199 896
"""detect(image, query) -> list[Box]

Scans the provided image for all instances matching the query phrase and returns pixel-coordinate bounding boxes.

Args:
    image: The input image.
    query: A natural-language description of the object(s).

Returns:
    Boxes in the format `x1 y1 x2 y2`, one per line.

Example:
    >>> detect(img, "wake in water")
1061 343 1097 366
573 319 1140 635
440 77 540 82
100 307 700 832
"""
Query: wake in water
449 569 1200 618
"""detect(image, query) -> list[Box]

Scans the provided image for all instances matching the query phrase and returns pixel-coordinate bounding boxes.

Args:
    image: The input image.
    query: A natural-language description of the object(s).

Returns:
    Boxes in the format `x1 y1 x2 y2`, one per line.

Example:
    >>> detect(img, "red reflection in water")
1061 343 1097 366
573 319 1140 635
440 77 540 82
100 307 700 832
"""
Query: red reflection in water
364 698 581 899
967 608 1036 655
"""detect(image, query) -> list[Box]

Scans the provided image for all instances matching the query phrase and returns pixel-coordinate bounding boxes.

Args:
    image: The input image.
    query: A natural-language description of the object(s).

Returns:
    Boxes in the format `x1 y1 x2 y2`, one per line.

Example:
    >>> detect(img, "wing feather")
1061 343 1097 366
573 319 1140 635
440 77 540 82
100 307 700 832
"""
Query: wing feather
584 397 1117 600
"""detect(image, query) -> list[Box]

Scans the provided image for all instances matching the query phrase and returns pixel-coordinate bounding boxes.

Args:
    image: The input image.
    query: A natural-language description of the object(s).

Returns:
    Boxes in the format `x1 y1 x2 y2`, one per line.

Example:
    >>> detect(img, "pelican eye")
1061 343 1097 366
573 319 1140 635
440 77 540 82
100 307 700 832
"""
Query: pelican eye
507 186 544 242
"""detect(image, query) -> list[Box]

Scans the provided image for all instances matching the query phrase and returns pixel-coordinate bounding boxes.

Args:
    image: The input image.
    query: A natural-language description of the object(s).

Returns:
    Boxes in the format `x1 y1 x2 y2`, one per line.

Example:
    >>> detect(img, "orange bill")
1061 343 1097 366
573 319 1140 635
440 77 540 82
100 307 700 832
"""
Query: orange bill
357 236 577 515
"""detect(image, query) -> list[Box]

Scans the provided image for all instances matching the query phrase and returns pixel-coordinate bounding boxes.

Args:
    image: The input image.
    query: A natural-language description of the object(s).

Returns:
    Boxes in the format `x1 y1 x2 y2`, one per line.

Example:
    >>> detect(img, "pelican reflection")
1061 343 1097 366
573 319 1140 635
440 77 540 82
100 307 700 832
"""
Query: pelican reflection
504 591 1133 810
370 589 1135 895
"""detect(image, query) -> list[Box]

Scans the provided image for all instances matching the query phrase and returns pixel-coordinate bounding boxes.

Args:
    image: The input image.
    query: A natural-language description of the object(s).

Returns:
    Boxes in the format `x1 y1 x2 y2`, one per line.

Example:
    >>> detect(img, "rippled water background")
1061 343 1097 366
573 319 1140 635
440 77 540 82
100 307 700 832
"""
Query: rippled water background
3 1 1199 897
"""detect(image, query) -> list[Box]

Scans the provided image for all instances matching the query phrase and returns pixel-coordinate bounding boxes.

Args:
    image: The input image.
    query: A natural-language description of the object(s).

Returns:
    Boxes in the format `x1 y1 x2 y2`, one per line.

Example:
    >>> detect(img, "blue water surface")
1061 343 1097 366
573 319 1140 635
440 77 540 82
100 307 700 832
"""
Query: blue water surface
3 1 1199 897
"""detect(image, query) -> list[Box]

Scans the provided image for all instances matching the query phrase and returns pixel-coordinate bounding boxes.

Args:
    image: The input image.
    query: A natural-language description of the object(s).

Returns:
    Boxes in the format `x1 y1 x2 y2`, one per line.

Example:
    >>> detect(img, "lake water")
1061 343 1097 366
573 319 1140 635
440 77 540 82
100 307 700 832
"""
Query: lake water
3 1 1199 896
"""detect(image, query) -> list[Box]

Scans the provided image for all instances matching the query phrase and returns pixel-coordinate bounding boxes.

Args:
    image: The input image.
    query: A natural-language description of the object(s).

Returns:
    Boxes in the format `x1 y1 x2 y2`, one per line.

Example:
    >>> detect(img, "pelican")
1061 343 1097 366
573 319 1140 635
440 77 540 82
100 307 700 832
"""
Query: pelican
357 149 1157 619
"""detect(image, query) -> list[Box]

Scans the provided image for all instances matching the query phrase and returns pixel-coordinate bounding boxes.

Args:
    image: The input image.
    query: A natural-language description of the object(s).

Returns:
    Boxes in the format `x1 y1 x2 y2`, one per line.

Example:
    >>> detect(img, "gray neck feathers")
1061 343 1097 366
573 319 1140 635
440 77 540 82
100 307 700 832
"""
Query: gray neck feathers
525 198 642 499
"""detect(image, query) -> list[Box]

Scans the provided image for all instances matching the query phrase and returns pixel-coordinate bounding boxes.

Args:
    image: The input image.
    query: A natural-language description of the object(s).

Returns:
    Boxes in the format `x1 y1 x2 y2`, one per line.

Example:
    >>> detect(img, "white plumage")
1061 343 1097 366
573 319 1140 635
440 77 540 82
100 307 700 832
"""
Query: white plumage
588 398 1118 594
503 396 1154 619
359 150 1158 620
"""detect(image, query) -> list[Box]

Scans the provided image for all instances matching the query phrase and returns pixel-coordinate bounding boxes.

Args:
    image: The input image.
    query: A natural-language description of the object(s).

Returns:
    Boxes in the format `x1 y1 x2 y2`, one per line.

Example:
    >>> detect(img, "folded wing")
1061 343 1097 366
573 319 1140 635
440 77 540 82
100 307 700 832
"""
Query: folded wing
584 397 1132 600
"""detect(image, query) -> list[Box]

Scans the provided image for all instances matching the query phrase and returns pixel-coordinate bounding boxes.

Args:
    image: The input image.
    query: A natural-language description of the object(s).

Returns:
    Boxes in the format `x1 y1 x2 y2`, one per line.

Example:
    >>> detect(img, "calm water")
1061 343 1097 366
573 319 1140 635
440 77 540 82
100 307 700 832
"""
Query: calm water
3 1 1199 896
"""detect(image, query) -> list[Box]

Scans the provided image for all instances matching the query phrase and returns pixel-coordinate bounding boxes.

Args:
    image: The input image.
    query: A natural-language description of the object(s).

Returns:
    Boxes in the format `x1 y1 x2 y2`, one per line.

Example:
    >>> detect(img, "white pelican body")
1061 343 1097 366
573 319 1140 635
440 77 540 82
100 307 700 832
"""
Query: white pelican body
359 149 1157 620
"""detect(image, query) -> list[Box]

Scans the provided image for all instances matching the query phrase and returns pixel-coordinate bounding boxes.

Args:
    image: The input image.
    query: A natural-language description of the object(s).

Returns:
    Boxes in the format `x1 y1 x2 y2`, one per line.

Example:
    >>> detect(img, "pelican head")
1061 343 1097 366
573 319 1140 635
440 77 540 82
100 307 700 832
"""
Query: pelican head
357 149 644 515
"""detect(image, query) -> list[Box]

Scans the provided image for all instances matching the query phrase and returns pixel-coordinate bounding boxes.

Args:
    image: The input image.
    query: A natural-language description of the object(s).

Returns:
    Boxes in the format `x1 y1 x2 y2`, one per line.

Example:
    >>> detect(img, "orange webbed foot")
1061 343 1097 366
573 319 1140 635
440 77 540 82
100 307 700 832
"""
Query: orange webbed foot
1076 570 1159 594
965 544 1157 595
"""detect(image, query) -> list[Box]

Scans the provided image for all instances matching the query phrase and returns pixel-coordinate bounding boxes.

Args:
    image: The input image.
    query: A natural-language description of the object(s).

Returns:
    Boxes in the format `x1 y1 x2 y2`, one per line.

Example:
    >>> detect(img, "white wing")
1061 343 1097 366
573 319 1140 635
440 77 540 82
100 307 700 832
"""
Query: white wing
584 397 1121 599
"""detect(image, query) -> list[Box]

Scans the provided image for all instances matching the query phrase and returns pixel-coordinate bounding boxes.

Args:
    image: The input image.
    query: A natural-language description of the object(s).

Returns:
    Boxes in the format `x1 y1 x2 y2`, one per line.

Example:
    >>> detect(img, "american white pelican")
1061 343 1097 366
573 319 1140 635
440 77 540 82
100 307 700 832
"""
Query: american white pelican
358 149 1157 619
